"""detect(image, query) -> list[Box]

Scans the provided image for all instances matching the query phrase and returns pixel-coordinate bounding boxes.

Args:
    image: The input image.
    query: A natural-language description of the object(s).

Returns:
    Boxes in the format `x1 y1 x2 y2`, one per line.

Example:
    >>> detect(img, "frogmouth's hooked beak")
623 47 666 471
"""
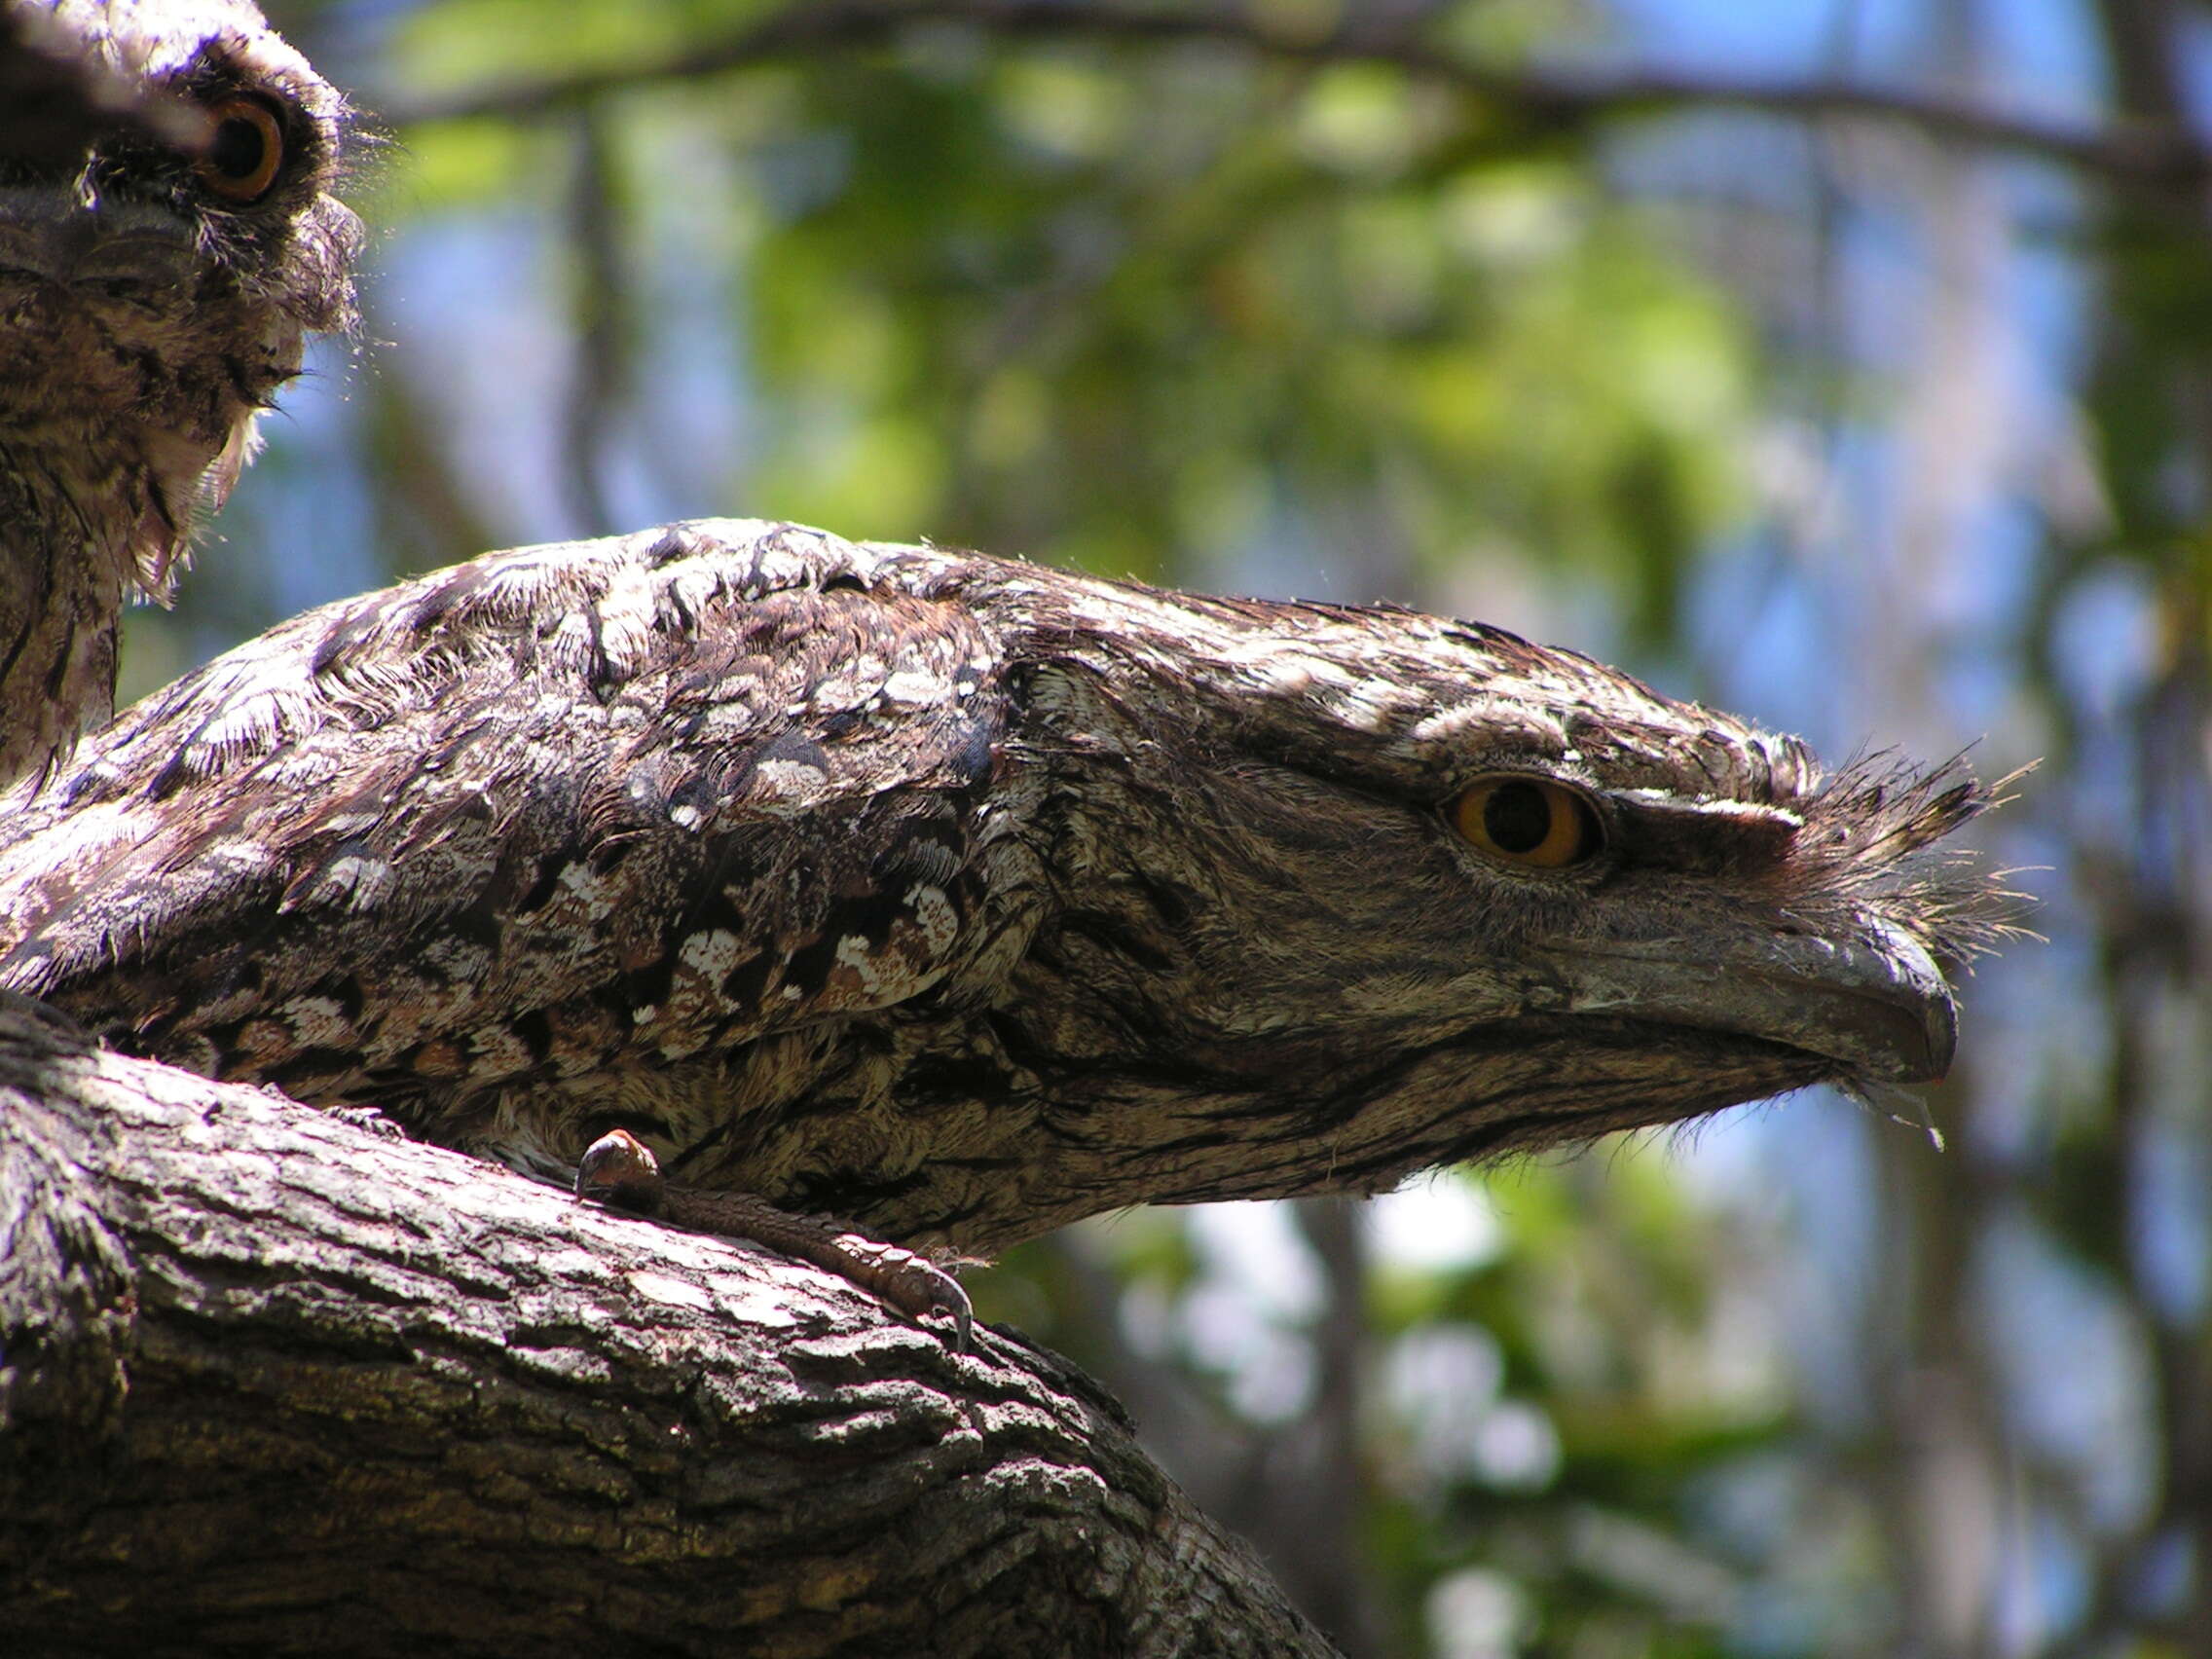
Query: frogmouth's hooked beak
0 185 203 288
1530 920 1958 1084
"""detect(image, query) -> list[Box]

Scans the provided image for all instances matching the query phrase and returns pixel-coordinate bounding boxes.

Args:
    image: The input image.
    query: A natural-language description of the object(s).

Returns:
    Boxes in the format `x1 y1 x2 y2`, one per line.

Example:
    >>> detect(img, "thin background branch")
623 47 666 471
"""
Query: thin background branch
377 0 2212 194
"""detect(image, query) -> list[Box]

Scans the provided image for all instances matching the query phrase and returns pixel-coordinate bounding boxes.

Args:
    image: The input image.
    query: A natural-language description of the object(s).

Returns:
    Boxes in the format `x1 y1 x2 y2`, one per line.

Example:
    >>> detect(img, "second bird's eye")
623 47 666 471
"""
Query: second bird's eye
196 96 286 203
1450 776 1603 870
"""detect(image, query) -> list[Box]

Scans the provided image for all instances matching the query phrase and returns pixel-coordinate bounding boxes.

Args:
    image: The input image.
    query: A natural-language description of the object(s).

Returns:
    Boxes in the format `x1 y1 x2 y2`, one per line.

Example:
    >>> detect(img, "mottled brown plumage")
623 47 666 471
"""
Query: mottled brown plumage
0 519 1998 1270
0 0 359 786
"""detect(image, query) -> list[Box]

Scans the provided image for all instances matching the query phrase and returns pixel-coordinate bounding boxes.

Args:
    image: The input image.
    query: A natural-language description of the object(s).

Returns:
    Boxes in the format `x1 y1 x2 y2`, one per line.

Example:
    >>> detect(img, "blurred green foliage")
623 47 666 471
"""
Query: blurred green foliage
377 1 1756 641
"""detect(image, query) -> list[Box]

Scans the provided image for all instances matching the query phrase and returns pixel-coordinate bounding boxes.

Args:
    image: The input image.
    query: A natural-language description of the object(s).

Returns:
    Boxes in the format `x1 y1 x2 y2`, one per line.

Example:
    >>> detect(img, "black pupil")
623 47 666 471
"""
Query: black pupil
209 115 268 180
1483 783 1554 855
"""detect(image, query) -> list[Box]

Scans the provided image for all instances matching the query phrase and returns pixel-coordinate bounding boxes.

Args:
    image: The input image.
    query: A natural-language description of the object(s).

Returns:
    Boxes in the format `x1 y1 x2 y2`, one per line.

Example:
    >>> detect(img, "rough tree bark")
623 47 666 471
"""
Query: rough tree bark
0 995 1338 1658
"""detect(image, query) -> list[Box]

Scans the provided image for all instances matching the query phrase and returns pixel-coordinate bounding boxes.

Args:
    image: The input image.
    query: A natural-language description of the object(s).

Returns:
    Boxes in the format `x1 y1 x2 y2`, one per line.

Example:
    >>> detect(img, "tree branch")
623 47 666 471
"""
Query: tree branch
378 0 2212 192
0 996 1337 1658
0 3 210 161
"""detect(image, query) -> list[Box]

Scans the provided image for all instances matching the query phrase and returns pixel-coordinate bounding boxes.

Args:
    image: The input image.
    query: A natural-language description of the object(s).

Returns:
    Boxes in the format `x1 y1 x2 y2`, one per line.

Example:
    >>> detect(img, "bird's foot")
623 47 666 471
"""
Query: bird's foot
324 1102 408 1140
575 1129 974 1352
795 1226 976 1354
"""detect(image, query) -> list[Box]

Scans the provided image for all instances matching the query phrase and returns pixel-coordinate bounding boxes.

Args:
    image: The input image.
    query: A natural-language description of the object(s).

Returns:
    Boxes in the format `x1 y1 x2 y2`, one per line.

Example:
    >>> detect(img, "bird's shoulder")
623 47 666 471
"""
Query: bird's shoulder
0 519 1012 1002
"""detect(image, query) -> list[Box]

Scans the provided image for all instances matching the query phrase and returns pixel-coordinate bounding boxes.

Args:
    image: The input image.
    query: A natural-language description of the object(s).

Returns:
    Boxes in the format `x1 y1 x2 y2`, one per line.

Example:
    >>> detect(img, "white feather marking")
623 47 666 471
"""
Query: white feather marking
678 929 745 982
907 884 958 955
280 995 351 1049
557 862 614 922
881 669 949 706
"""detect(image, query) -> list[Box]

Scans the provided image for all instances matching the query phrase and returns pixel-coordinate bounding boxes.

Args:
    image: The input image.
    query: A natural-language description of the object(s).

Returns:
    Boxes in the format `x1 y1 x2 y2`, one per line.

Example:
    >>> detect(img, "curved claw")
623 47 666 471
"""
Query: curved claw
573 1130 972 1350
831 1232 976 1353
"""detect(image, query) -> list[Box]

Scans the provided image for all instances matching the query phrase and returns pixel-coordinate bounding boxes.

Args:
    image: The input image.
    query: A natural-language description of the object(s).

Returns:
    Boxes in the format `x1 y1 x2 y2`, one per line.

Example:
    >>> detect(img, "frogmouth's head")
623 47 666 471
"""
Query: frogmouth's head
0 0 360 588
1010 580 2007 1184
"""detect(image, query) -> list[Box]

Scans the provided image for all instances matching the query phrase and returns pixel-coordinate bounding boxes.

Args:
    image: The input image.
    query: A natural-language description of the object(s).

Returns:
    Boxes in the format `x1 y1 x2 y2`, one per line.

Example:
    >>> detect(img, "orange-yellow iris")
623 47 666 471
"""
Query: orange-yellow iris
1450 776 1601 870
195 97 285 203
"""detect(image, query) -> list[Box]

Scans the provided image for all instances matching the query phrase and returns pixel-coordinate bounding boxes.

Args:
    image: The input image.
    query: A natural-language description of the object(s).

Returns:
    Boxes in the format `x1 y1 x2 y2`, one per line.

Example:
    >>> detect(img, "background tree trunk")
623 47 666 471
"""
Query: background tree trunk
0 995 1337 1658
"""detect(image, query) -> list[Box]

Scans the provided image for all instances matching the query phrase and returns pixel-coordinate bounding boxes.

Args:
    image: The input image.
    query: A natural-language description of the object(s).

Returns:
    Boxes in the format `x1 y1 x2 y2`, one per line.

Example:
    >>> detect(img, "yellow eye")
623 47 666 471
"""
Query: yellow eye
1450 776 1602 870
195 96 286 203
